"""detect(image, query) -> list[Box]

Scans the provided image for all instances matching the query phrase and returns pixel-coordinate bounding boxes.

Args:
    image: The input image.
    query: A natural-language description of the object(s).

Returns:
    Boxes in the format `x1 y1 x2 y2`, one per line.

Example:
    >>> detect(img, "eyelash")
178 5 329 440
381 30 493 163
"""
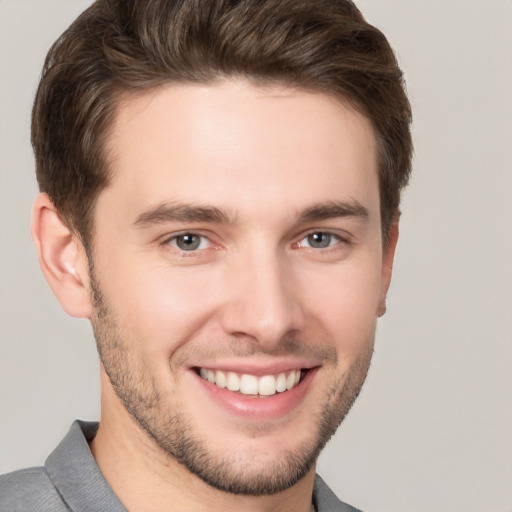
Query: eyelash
294 231 345 250
163 232 214 252
162 230 347 254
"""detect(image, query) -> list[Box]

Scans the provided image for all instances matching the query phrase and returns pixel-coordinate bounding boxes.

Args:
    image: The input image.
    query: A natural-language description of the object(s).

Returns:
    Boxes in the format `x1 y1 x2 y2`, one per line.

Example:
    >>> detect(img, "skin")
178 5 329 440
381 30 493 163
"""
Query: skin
32 80 399 512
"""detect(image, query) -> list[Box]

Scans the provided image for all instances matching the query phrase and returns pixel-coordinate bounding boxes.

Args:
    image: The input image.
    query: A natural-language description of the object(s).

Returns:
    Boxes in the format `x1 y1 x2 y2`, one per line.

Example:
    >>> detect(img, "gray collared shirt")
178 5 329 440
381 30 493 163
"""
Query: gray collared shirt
0 421 362 512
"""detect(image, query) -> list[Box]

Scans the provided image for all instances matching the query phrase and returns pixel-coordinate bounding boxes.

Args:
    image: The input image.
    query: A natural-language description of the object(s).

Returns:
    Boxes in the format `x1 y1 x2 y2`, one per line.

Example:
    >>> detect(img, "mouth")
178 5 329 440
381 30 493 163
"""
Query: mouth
195 367 309 397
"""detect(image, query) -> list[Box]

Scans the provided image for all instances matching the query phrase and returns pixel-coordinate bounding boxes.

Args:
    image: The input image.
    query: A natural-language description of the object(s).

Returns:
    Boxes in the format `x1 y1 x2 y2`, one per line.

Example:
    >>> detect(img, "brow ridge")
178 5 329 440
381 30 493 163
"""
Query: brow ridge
133 202 236 227
298 200 369 223
133 199 368 229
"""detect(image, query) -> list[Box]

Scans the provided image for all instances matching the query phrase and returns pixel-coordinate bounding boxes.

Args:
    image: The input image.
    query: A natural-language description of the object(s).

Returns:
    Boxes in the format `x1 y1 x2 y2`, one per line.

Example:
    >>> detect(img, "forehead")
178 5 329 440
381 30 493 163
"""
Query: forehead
100 80 378 223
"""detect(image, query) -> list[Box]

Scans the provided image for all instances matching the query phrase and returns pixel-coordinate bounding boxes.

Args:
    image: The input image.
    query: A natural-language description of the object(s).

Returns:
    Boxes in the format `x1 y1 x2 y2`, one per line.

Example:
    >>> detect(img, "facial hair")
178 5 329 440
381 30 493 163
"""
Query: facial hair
89 268 374 496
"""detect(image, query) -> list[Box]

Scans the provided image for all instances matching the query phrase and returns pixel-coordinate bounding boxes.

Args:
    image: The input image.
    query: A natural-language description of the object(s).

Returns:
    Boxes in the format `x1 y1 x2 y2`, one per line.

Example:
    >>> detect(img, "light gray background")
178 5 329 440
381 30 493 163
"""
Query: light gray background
1 1 511 511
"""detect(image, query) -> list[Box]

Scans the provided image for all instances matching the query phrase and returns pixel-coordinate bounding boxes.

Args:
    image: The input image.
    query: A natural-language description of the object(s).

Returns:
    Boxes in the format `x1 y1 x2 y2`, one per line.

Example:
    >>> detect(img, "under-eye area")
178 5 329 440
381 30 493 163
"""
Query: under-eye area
195 367 312 397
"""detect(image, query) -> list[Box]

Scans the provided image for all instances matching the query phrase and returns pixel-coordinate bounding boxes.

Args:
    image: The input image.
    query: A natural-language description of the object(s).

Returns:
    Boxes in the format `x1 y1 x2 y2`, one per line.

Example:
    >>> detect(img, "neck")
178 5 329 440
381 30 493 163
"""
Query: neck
91 378 316 512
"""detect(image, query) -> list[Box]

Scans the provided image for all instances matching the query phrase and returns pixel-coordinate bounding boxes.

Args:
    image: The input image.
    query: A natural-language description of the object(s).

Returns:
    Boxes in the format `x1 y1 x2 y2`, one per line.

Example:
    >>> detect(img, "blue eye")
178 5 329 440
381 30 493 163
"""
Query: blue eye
300 232 339 249
170 233 210 251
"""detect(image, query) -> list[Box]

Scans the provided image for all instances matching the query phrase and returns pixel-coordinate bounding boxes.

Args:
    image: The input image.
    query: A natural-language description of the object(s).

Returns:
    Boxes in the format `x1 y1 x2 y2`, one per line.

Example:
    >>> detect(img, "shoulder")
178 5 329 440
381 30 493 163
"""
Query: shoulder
314 474 363 512
0 467 69 512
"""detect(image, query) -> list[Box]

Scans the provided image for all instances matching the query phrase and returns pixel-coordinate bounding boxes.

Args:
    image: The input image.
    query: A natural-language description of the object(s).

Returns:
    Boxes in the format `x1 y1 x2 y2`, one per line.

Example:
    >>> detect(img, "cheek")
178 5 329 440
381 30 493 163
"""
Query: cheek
97 257 224 354
301 260 382 354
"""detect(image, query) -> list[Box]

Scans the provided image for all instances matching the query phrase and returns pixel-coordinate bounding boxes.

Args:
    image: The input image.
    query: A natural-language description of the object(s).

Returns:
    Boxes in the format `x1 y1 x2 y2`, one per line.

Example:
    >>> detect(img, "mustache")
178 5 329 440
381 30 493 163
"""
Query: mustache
172 335 338 367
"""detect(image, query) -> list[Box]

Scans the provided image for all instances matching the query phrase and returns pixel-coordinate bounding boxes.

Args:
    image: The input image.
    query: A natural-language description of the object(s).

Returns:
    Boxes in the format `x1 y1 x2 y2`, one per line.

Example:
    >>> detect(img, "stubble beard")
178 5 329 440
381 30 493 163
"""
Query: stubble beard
89 270 375 496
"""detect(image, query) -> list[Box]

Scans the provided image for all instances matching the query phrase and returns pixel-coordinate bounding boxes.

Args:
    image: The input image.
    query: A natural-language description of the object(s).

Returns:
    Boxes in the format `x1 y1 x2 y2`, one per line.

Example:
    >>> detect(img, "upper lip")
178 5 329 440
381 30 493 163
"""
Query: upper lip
188 358 320 376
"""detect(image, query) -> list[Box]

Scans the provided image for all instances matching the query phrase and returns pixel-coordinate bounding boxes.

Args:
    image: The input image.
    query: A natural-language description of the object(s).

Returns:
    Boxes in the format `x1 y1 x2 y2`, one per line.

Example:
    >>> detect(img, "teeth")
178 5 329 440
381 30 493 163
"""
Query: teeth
286 372 296 390
226 372 240 391
276 373 287 393
215 370 226 389
199 368 303 396
240 374 259 395
258 375 276 396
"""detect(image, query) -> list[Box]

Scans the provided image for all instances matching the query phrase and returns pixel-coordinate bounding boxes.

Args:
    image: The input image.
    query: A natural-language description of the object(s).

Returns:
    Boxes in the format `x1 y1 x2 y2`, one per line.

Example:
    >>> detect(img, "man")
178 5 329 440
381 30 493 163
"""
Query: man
0 0 412 510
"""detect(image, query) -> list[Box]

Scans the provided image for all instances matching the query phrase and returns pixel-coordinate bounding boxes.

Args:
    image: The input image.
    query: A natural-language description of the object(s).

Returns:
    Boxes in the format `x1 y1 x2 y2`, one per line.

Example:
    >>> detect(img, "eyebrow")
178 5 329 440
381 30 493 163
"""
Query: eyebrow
133 202 237 228
133 199 368 229
298 200 369 223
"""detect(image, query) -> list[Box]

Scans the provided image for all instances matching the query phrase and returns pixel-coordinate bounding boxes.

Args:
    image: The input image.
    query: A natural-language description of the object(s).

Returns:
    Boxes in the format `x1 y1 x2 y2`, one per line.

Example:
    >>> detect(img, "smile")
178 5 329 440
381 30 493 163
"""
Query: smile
198 368 305 396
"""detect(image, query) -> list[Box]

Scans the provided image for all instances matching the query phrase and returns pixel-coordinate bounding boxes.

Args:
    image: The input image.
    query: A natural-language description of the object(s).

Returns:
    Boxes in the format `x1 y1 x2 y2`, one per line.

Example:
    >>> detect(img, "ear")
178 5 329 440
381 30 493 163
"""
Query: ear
377 215 400 317
31 193 92 318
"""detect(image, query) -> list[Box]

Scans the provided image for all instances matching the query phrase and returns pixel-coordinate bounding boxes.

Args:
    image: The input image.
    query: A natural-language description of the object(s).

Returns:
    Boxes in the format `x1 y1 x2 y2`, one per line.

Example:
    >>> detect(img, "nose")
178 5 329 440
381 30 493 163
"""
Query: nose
219 249 305 350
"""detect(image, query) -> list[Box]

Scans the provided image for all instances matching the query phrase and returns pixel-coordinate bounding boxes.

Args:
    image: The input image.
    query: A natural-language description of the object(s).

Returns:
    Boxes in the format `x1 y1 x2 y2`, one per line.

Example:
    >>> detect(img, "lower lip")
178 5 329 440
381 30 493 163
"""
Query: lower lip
190 368 318 421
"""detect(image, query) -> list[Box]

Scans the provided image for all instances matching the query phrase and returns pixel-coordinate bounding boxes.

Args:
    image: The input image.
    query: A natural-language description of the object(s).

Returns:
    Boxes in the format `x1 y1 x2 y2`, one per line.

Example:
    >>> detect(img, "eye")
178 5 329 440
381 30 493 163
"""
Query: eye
168 233 211 251
297 232 340 249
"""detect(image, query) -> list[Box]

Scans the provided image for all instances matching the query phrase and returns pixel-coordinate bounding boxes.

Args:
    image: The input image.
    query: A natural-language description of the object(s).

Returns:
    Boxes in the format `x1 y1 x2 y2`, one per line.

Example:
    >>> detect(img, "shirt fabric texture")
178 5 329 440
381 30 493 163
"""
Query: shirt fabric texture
0 421 362 512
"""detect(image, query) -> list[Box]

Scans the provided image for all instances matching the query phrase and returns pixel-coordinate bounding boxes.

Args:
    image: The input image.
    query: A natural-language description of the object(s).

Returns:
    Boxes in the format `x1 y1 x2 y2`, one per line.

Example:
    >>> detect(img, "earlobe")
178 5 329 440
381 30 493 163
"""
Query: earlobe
378 215 400 317
31 193 92 318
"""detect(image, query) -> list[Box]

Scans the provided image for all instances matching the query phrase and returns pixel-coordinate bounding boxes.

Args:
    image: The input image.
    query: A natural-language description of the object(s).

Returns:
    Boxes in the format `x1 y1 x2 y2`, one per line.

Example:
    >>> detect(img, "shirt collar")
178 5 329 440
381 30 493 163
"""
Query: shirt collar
45 420 127 512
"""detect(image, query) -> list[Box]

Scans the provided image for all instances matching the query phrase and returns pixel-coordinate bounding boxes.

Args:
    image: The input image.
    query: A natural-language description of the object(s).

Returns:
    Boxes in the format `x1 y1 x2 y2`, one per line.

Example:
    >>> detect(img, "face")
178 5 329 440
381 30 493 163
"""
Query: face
88 81 394 495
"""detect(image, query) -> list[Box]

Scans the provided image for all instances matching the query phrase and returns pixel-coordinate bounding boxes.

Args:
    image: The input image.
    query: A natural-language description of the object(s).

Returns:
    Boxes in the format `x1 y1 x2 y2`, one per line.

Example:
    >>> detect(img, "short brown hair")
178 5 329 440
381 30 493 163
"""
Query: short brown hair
32 0 412 246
